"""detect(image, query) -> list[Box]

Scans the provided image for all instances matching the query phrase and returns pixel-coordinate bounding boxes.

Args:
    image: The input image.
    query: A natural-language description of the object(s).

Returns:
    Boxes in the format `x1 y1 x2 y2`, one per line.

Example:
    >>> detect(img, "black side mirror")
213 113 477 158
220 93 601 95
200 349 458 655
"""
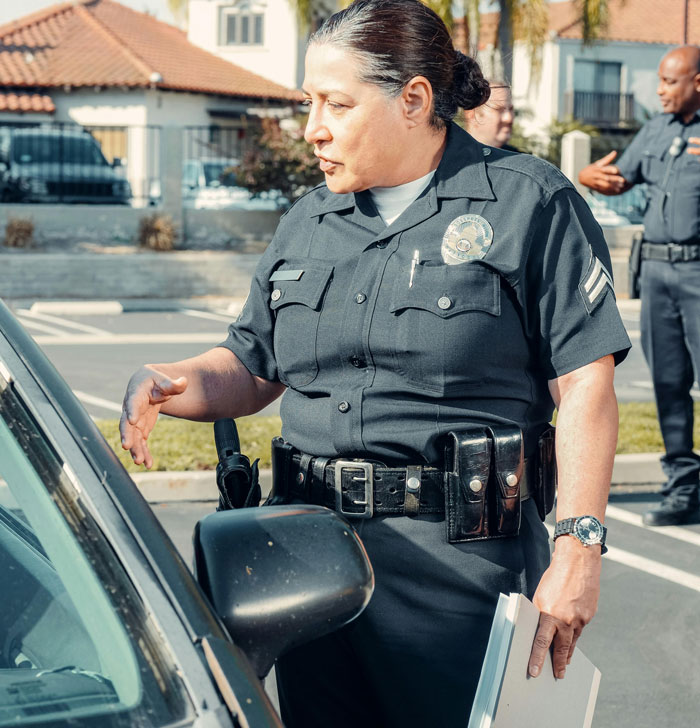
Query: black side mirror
194 505 374 678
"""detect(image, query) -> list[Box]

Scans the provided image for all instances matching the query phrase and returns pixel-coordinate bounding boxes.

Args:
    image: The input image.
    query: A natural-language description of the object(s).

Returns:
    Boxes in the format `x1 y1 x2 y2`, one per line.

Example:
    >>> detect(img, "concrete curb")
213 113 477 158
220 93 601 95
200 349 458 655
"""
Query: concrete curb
134 455 664 504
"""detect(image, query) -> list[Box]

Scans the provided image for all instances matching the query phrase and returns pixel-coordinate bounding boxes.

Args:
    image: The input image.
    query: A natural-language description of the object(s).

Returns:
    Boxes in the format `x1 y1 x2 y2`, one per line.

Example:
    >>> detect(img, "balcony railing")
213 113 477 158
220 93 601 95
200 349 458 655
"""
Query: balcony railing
564 90 636 127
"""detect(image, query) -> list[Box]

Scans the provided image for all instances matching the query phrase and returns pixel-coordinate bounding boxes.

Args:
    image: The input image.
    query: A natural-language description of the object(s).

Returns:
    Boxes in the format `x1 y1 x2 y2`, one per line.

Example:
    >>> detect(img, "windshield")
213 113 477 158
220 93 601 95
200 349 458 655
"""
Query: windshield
11 135 107 166
0 377 192 727
202 162 238 187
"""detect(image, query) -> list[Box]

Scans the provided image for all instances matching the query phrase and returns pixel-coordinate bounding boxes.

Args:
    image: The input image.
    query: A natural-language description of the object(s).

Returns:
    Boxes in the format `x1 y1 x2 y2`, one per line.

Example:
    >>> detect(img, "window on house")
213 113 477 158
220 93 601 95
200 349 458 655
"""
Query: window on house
219 2 264 46
574 60 622 93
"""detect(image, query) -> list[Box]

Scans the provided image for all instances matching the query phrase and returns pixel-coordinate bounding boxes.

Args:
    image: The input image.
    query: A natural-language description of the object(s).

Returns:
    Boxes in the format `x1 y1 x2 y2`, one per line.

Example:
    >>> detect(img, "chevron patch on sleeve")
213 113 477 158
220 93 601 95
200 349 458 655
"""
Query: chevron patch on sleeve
579 249 614 314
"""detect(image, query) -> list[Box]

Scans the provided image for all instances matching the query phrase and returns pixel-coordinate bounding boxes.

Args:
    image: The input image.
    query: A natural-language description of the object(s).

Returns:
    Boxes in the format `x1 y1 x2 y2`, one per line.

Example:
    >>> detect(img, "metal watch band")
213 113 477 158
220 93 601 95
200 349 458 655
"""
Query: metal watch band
553 515 607 554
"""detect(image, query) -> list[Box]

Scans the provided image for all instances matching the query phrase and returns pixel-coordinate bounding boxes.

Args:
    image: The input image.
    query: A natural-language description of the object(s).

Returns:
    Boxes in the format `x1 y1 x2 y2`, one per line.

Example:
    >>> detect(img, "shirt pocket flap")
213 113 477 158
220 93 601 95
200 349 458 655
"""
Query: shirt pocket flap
390 262 500 318
269 261 334 311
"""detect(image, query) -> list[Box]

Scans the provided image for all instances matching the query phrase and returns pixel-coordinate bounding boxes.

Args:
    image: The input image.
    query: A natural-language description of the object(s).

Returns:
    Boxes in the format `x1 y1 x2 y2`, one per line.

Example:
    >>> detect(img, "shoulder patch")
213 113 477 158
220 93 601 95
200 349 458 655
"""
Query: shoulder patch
579 247 614 314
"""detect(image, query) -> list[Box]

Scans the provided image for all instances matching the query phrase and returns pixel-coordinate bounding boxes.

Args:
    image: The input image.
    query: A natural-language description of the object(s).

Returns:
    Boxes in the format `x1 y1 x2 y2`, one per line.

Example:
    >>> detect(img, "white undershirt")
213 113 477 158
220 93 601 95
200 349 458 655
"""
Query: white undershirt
369 170 436 226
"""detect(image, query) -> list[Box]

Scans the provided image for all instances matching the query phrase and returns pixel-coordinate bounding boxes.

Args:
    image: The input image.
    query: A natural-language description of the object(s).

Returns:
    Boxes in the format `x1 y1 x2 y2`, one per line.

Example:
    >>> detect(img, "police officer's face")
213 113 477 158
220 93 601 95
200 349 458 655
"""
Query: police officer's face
302 44 411 193
657 50 700 118
467 87 514 148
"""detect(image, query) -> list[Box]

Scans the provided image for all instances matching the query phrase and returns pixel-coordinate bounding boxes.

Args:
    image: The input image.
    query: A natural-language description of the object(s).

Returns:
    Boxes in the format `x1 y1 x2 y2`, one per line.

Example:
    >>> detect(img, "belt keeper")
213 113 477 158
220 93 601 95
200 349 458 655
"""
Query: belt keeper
404 465 422 516
311 456 330 504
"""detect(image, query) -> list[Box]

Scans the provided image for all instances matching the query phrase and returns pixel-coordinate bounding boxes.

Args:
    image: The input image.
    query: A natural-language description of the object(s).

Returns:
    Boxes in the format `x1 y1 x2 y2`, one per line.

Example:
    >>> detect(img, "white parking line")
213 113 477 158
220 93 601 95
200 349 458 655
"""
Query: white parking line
34 333 224 346
631 380 700 397
606 504 700 548
18 309 112 337
74 391 123 414
544 523 700 594
16 316 69 337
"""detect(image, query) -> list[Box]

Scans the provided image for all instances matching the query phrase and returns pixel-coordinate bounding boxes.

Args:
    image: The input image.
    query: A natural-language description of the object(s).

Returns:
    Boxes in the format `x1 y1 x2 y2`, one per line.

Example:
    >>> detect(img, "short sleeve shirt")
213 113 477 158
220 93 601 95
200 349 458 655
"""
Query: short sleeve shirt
615 112 700 243
219 123 631 464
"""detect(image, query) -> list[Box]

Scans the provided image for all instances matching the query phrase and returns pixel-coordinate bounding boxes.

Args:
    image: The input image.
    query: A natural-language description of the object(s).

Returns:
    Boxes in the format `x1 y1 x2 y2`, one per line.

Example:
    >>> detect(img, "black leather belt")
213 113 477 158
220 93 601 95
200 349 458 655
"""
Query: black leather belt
283 451 530 519
641 242 700 262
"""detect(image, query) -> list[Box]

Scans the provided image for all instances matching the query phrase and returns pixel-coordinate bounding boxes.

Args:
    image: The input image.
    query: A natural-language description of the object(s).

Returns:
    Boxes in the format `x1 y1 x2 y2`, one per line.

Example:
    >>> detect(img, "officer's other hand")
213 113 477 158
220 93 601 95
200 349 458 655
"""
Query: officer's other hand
527 536 601 679
687 137 700 156
578 151 628 195
120 366 188 469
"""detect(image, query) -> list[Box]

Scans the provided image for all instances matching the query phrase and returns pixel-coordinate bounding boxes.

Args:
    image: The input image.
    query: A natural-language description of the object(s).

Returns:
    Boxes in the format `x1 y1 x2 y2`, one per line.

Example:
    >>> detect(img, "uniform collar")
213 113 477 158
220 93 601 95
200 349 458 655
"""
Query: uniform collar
308 122 494 218
668 110 700 126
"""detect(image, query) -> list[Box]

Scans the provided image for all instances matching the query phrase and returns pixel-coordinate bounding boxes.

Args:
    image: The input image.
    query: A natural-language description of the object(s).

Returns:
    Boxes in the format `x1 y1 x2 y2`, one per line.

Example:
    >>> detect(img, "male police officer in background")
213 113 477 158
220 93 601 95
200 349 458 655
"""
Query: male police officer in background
464 80 518 151
579 45 700 526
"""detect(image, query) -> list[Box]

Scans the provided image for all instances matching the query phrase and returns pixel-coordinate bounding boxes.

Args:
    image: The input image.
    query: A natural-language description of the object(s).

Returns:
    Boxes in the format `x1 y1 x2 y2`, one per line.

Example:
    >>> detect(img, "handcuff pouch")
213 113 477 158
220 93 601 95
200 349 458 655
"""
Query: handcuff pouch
533 425 557 521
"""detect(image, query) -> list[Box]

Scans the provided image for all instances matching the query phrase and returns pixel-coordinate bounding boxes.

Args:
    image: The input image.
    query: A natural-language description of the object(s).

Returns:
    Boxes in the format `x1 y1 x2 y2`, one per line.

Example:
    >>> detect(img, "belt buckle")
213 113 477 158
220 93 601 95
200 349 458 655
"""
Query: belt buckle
669 244 683 263
334 461 374 518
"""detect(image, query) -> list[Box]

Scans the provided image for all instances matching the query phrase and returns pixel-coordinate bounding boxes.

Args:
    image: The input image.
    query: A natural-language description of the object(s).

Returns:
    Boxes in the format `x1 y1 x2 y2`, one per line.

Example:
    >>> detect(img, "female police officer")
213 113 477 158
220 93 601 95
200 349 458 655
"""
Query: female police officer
121 1 631 725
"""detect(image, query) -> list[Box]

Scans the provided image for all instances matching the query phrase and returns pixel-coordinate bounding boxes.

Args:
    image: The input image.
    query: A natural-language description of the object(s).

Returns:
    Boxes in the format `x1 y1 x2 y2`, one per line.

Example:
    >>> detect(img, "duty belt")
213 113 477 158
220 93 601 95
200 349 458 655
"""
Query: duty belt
281 449 530 519
641 242 700 262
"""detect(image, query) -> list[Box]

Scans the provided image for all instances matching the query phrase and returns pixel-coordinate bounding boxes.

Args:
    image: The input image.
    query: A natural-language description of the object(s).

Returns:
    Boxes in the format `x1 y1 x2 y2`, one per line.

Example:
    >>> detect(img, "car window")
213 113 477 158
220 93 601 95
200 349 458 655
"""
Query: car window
182 161 200 188
11 135 107 166
202 162 238 188
0 378 193 727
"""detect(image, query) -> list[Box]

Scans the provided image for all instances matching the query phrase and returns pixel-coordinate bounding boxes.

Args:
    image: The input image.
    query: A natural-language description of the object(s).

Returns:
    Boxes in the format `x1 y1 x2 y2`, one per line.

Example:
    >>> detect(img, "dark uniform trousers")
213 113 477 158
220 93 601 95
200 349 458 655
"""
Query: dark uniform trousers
274 499 550 728
641 259 700 503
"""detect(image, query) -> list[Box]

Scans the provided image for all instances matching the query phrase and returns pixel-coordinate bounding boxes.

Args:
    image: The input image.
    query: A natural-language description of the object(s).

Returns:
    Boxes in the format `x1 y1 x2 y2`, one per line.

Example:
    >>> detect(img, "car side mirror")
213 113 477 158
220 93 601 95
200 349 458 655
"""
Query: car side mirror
193 505 374 678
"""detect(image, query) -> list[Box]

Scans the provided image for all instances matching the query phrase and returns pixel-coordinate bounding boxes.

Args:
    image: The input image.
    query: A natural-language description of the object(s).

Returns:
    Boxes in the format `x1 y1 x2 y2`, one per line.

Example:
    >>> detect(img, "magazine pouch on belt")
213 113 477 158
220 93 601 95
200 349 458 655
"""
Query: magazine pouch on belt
445 426 523 544
486 425 523 537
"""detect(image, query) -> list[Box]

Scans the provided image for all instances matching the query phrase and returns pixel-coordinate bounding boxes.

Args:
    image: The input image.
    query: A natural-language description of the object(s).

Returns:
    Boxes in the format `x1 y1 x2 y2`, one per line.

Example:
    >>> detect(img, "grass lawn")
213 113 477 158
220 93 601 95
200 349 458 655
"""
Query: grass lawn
97 401 693 472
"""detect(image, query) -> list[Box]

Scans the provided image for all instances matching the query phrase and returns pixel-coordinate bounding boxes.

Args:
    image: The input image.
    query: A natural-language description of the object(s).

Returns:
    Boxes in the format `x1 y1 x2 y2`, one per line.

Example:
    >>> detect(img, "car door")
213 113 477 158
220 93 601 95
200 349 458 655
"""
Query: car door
0 300 282 728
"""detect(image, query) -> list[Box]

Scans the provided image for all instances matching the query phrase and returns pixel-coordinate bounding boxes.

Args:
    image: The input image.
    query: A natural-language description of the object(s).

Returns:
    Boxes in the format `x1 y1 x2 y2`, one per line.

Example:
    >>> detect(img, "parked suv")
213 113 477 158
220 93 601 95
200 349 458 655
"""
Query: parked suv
0 126 131 204
149 158 284 210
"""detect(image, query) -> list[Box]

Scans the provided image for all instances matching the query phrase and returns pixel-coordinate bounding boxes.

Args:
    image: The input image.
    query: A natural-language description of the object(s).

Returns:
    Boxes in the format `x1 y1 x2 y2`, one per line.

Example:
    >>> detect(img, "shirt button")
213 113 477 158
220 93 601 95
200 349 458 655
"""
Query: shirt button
349 356 367 368
271 289 282 301
437 296 452 310
376 241 387 249
482 147 491 157
355 293 367 304
338 401 351 413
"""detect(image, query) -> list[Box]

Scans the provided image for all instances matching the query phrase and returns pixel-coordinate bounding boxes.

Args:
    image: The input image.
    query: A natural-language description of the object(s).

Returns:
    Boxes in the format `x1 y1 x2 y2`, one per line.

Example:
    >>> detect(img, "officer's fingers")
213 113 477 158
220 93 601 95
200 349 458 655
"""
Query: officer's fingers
567 626 583 664
595 150 618 166
153 375 188 400
686 144 700 156
551 623 574 679
528 613 558 677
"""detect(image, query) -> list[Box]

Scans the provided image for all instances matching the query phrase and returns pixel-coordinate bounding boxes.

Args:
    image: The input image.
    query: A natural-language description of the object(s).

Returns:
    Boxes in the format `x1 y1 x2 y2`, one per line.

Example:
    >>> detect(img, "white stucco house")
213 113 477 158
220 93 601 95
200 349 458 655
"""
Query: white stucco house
0 0 301 201
472 0 698 145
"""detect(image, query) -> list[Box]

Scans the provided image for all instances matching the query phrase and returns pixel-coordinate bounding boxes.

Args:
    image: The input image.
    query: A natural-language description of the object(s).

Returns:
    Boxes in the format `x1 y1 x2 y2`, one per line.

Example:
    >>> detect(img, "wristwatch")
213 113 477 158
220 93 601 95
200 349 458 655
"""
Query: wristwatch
553 515 607 554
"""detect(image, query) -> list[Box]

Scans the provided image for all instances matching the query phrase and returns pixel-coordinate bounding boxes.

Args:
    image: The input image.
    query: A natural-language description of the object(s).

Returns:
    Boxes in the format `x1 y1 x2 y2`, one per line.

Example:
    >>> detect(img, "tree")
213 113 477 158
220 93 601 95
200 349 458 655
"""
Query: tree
235 117 324 204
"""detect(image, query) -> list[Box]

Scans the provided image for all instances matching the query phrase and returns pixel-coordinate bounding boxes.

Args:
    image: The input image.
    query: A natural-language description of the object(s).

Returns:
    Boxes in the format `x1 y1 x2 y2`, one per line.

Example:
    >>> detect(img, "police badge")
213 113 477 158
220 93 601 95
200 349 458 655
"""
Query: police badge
441 214 494 265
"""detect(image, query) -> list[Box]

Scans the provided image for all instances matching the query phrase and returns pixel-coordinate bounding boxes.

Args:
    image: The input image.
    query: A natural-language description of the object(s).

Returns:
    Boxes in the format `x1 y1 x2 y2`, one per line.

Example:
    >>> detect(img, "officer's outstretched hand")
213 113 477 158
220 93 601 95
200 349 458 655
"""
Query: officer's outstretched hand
527 536 601 679
687 137 700 157
578 150 629 195
120 366 188 469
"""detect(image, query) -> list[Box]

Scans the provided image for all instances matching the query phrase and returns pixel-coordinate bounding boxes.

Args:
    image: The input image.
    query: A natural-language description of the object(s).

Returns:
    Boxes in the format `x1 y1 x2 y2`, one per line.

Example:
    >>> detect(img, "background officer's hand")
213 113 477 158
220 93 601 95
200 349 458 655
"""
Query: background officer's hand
578 151 629 195
527 536 601 679
120 366 188 469
687 137 700 156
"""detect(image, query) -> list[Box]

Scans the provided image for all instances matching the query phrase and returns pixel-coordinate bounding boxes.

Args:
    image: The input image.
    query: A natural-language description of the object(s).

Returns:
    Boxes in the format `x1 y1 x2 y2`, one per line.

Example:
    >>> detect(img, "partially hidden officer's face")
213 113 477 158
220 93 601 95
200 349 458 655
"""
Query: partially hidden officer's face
303 43 412 194
469 87 514 148
657 50 700 117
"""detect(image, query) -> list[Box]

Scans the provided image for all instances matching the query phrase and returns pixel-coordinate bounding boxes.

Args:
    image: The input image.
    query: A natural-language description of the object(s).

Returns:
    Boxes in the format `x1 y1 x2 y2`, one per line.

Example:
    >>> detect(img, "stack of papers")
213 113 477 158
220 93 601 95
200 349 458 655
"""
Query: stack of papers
468 593 601 728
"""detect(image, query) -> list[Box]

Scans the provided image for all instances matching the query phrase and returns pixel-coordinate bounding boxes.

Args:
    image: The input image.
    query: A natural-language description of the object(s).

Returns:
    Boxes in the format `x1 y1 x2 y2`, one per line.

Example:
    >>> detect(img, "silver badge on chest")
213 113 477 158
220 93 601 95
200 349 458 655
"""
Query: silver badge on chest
441 214 493 265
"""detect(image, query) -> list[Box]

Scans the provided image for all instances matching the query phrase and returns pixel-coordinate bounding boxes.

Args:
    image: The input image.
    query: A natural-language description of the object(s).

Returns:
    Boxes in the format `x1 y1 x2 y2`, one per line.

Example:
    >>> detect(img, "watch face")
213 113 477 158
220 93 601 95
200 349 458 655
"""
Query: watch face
574 516 604 545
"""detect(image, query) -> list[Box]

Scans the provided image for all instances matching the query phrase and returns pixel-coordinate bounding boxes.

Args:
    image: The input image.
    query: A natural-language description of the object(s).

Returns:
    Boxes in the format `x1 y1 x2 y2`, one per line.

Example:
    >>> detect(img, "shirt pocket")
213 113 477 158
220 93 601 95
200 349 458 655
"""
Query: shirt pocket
641 148 666 183
269 260 334 388
389 262 501 394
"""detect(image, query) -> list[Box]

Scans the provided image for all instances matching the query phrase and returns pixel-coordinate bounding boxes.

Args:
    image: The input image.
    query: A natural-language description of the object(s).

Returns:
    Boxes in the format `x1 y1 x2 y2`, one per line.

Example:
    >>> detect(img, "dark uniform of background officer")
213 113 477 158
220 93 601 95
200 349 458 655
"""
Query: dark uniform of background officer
121 1 630 725
579 45 700 527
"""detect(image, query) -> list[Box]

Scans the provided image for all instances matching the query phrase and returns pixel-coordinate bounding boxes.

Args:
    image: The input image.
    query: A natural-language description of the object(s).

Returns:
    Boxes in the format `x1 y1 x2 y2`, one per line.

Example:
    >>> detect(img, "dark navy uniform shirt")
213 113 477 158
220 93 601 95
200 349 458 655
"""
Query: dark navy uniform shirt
219 124 630 464
616 112 700 243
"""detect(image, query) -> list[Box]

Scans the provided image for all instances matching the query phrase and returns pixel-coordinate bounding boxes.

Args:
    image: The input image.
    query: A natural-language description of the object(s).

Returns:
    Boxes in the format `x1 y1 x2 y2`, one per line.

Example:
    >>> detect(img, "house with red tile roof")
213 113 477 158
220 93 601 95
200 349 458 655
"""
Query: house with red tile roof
0 0 301 199
466 0 698 145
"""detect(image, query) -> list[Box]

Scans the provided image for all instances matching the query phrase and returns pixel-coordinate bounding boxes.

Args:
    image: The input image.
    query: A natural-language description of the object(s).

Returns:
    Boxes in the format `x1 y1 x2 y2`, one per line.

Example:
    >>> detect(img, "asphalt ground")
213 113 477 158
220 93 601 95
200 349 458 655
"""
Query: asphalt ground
5 297 700 725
